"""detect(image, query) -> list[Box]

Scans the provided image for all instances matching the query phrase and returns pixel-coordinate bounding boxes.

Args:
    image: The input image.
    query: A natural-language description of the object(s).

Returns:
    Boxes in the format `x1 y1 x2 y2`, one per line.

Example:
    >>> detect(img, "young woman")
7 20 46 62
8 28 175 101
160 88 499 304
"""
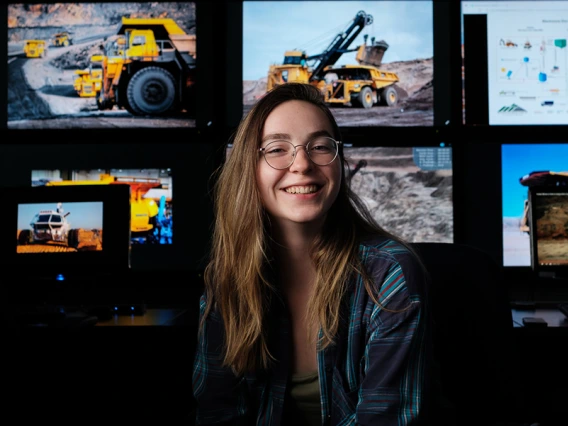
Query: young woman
192 83 433 425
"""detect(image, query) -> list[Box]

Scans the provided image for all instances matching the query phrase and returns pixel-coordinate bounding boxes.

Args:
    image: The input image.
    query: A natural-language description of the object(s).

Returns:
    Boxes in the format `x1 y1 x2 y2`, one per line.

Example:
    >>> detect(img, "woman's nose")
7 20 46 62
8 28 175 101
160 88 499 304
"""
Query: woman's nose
289 145 312 172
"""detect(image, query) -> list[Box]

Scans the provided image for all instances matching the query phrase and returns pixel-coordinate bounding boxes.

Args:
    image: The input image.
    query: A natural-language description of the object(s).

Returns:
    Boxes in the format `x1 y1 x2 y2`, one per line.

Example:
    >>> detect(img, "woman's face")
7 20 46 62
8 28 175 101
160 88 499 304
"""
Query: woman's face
256 100 342 228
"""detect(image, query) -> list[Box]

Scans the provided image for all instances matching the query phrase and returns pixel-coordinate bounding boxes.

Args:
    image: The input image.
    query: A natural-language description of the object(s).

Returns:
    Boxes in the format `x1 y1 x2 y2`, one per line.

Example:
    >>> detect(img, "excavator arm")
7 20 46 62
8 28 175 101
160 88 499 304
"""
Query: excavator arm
307 10 373 81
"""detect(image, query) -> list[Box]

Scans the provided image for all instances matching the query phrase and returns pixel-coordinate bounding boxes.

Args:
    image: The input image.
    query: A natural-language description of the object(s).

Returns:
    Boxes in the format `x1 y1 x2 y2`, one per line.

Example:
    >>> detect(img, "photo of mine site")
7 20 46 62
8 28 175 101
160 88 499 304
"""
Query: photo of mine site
344 146 453 242
243 1 434 127
7 2 196 129
532 192 568 267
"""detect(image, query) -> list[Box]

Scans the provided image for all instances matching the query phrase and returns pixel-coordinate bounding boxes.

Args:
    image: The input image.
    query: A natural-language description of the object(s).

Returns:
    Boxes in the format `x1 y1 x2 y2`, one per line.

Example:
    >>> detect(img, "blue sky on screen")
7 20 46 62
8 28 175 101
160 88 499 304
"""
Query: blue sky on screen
243 0 433 80
501 143 568 217
18 202 103 230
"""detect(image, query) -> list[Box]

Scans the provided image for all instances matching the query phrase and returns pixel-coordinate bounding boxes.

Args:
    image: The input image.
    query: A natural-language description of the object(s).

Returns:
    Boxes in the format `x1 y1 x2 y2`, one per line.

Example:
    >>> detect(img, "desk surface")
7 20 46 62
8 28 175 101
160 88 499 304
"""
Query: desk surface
512 307 568 328
95 308 193 326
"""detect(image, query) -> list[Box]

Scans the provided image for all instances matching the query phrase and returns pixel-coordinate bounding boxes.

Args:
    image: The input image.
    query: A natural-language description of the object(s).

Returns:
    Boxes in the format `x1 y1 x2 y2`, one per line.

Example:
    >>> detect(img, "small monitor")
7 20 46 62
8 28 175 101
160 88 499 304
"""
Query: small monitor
461 0 568 126
501 143 568 267
0 184 131 279
528 185 568 279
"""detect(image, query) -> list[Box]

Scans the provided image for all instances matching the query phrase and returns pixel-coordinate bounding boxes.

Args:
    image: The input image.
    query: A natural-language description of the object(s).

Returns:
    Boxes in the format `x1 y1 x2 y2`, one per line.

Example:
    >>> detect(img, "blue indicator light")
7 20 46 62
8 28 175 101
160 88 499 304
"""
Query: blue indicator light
56 274 65 281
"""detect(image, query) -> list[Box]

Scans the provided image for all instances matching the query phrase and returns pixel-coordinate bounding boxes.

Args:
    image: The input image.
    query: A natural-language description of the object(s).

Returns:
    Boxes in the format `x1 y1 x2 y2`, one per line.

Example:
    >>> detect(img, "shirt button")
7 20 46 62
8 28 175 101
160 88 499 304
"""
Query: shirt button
325 366 332 373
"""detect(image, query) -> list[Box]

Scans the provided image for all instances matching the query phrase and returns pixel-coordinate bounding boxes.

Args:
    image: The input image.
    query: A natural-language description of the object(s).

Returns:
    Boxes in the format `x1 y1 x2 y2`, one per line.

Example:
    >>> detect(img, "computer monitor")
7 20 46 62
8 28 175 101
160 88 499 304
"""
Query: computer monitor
31 168 173 246
461 0 568 126
528 185 568 279
6 1 197 130
501 142 568 267
227 136 453 243
241 0 453 128
0 184 131 279
345 141 453 242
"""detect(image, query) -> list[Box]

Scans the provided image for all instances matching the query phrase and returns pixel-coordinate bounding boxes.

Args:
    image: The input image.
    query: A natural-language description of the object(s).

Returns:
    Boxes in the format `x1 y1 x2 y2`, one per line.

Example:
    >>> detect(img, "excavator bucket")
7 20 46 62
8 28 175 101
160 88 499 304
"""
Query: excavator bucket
356 40 389 67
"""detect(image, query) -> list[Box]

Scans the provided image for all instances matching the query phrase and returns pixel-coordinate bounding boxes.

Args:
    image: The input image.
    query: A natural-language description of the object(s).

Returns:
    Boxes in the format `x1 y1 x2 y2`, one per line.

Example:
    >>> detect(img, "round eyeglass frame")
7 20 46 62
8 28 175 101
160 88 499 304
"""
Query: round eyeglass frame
258 137 342 170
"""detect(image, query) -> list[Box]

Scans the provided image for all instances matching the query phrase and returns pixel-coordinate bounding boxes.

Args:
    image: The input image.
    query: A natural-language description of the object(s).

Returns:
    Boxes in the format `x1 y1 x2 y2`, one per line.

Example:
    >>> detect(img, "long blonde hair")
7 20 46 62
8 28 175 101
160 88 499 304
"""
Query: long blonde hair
201 83 411 375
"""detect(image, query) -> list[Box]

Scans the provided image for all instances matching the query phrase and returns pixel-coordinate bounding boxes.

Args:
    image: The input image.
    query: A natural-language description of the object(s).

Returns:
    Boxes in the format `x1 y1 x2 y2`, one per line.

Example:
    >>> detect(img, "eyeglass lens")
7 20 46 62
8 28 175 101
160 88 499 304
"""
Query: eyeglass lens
262 137 338 169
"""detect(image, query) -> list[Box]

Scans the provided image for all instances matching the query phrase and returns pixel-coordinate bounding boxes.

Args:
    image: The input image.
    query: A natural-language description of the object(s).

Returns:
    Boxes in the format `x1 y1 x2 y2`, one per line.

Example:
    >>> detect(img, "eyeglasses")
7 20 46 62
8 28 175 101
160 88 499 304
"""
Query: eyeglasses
259 136 341 170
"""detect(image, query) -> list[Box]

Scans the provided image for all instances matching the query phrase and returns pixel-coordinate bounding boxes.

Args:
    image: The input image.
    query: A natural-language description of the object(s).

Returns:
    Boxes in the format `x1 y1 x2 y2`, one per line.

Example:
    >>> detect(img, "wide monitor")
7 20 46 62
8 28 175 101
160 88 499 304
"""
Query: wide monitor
461 0 568 126
226 136 453 243
31 168 173 246
241 0 454 128
6 1 197 130
501 142 568 267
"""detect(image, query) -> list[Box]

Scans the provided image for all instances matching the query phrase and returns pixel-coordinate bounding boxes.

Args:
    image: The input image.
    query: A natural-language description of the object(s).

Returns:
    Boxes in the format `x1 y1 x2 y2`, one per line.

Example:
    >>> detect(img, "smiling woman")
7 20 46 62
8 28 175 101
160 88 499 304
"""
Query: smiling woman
192 82 444 426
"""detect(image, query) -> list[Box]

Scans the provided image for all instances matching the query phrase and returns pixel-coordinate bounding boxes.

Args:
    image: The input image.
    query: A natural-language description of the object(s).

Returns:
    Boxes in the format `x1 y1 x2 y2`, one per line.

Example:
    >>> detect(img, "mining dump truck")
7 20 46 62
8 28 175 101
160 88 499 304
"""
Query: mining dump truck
23 40 47 58
73 54 103 97
97 17 196 116
267 10 400 108
52 31 73 47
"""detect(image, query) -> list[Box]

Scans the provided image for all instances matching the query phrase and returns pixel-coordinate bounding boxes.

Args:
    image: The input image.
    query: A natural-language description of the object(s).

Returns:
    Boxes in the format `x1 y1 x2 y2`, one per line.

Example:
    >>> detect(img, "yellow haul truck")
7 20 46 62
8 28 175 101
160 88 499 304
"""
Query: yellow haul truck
97 17 196 116
46 173 164 237
73 54 103 97
52 31 73 47
267 10 400 108
23 40 47 58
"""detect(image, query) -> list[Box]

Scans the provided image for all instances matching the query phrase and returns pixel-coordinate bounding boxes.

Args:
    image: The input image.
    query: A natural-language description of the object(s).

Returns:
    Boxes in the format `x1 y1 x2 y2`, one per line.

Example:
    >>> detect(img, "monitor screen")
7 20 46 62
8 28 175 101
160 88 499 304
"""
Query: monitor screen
345 143 453 242
31 168 173 246
501 143 568 267
461 0 568 126
7 2 197 130
17 200 103 253
528 185 568 277
242 0 445 127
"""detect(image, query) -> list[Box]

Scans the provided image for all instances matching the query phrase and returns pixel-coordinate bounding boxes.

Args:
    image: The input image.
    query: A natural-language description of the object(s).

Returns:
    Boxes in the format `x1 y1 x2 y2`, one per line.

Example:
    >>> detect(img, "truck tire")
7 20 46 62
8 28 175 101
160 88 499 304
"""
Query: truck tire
18 230 31 245
381 85 398 107
357 86 374 109
127 66 176 116
68 229 80 249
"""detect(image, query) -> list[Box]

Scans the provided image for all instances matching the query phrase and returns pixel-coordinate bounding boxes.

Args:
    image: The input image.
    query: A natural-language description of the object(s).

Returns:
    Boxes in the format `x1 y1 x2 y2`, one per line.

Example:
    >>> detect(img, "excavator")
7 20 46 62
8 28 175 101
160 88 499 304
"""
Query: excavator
518 170 568 234
266 10 400 108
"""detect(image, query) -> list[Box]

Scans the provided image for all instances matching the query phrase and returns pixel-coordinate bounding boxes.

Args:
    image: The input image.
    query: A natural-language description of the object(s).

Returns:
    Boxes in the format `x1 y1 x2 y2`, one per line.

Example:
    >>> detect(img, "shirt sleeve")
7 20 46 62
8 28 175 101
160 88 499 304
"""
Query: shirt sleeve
192 293 252 425
355 253 428 425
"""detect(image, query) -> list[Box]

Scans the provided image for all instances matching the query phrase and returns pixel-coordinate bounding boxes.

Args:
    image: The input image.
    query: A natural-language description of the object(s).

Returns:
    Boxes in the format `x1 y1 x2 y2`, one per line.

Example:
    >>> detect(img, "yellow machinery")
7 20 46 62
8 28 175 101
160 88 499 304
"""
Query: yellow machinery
23 40 47 58
96 17 196 116
266 11 400 108
46 173 163 234
73 54 103 97
52 31 73 47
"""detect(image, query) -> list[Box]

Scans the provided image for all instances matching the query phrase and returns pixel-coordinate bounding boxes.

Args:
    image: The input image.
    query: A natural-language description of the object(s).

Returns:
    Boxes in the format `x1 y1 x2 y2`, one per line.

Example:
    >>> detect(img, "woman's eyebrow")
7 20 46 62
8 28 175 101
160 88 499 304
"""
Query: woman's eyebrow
262 133 290 142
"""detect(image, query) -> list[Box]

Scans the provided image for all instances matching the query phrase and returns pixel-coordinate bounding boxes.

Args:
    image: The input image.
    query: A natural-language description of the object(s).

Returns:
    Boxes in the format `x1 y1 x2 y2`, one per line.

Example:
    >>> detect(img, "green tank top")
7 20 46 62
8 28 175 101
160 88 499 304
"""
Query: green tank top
289 370 321 426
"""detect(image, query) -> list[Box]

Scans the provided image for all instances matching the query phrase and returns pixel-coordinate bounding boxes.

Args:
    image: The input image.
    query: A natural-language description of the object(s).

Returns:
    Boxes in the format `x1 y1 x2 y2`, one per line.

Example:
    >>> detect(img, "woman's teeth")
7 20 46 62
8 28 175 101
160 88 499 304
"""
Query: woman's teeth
285 185 318 194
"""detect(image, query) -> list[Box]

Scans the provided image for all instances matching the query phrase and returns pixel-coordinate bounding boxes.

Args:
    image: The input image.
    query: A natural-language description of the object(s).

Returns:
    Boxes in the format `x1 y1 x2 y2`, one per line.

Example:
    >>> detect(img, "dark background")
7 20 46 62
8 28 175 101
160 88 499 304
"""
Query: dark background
2 1 567 424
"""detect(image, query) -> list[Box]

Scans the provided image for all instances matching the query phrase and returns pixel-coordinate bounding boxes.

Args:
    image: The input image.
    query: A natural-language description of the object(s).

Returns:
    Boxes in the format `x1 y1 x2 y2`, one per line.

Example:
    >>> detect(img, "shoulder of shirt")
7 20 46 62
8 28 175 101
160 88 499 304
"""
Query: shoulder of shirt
358 234 412 259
